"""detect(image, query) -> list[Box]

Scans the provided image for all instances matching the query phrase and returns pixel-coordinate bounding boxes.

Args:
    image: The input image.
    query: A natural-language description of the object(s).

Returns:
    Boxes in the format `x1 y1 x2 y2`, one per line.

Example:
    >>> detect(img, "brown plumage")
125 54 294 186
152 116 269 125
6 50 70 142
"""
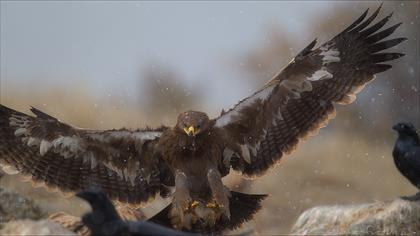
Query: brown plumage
0 5 405 234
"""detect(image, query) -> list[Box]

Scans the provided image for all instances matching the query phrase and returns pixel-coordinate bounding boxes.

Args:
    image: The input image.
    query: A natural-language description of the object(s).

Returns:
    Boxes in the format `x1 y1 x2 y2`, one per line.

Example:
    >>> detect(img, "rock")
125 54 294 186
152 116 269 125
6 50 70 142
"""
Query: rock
0 219 76 235
291 199 420 235
291 198 420 235
0 187 46 225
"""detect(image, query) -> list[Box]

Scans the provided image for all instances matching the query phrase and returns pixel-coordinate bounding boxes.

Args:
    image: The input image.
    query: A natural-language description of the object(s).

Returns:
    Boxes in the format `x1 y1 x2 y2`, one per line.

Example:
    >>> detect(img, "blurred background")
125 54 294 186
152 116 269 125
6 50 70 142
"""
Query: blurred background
0 1 419 234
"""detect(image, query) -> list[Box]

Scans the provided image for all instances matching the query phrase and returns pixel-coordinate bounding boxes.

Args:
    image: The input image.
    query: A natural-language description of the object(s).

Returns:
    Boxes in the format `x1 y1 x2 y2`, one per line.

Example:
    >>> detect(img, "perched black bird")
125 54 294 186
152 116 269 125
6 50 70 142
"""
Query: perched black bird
76 188 194 236
392 122 420 200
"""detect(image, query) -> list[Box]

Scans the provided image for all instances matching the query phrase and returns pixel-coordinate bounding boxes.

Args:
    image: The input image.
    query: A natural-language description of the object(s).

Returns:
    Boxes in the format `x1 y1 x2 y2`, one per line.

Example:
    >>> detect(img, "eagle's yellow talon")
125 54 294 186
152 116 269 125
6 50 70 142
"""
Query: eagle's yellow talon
206 202 217 208
206 202 225 209
184 200 199 212
190 200 199 208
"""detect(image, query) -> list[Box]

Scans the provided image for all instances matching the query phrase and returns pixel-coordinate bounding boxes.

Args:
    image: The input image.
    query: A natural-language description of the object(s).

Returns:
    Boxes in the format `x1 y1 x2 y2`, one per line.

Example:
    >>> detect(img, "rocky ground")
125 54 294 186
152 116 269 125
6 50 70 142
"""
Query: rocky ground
0 187 45 225
0 185 74 235
1 219 75 236
291 196 420 235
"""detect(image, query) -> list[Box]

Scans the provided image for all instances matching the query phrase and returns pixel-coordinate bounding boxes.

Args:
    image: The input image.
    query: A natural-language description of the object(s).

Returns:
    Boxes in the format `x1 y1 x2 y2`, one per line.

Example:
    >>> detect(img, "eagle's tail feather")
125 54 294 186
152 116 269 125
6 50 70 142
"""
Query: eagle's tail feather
226 191 267 230
148 191 267 233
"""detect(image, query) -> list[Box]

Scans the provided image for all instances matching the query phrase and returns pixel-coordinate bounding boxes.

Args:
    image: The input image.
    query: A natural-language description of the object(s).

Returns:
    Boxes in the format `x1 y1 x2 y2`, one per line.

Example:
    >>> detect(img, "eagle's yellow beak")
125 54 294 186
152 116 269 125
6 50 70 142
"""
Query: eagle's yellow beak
184 126 197 136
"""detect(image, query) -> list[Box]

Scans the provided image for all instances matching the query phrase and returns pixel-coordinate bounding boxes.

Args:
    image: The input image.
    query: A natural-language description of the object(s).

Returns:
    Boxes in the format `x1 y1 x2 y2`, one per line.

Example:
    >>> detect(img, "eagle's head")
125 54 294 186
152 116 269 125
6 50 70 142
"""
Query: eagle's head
177 111 211 137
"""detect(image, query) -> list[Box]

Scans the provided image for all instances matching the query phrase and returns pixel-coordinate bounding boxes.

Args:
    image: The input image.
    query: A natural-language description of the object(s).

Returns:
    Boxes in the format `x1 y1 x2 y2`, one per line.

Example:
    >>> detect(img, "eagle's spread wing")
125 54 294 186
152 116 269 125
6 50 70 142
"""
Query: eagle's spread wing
0 104 172 204
216 6 405 177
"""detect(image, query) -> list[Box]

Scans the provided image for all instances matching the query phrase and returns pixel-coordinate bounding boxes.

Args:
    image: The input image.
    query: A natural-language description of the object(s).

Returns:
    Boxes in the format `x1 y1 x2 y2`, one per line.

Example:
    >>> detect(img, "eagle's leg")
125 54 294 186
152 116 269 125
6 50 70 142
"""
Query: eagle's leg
207 168 230 219
172 170 192 228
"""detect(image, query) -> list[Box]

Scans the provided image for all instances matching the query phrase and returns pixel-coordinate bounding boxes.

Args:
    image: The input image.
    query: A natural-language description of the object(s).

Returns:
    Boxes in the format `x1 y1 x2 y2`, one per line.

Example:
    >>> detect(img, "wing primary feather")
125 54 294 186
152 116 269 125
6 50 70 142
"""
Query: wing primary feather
368 37 407 53
350 4 382 33
360 12 393 37
368 64 392 74
370 53 405 63
30 106 57 120
340 8 369 34
296 38 317 57
366 22 403 44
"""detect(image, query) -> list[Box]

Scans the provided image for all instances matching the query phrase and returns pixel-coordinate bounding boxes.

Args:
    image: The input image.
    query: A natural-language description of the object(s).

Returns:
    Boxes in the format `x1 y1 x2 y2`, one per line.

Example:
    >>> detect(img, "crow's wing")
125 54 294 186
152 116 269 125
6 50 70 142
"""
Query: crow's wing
406 147 420 164
405 146 420 186
216 6 406 177
0 104 173 204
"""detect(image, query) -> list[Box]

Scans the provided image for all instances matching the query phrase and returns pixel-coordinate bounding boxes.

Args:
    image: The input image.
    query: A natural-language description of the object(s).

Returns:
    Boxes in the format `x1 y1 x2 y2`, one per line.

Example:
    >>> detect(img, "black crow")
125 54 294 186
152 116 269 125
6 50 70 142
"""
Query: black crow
392 122 420 200
76 188 195 236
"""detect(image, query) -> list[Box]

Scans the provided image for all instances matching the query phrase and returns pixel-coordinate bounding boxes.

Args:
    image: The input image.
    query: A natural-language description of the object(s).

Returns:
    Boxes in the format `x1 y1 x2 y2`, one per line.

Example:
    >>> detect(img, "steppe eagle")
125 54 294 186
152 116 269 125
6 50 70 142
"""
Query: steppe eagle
0 5 406 233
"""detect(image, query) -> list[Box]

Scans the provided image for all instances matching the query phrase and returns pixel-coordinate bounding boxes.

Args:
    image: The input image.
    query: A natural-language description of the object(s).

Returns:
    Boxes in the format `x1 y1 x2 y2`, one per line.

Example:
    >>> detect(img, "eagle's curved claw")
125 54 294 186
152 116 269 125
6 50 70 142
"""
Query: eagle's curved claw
206 202 218 208
189 200 200 209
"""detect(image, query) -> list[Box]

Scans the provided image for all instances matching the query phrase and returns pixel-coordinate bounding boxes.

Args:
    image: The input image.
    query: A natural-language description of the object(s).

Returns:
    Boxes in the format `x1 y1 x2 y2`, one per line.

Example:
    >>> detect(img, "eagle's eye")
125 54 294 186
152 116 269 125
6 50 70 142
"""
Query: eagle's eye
196 125 201 129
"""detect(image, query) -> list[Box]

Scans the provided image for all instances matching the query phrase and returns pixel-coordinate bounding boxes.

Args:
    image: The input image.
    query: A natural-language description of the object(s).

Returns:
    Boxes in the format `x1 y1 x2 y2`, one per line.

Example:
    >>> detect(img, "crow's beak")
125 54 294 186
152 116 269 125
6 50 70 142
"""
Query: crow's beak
184 126 196 137
392 124 399 131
